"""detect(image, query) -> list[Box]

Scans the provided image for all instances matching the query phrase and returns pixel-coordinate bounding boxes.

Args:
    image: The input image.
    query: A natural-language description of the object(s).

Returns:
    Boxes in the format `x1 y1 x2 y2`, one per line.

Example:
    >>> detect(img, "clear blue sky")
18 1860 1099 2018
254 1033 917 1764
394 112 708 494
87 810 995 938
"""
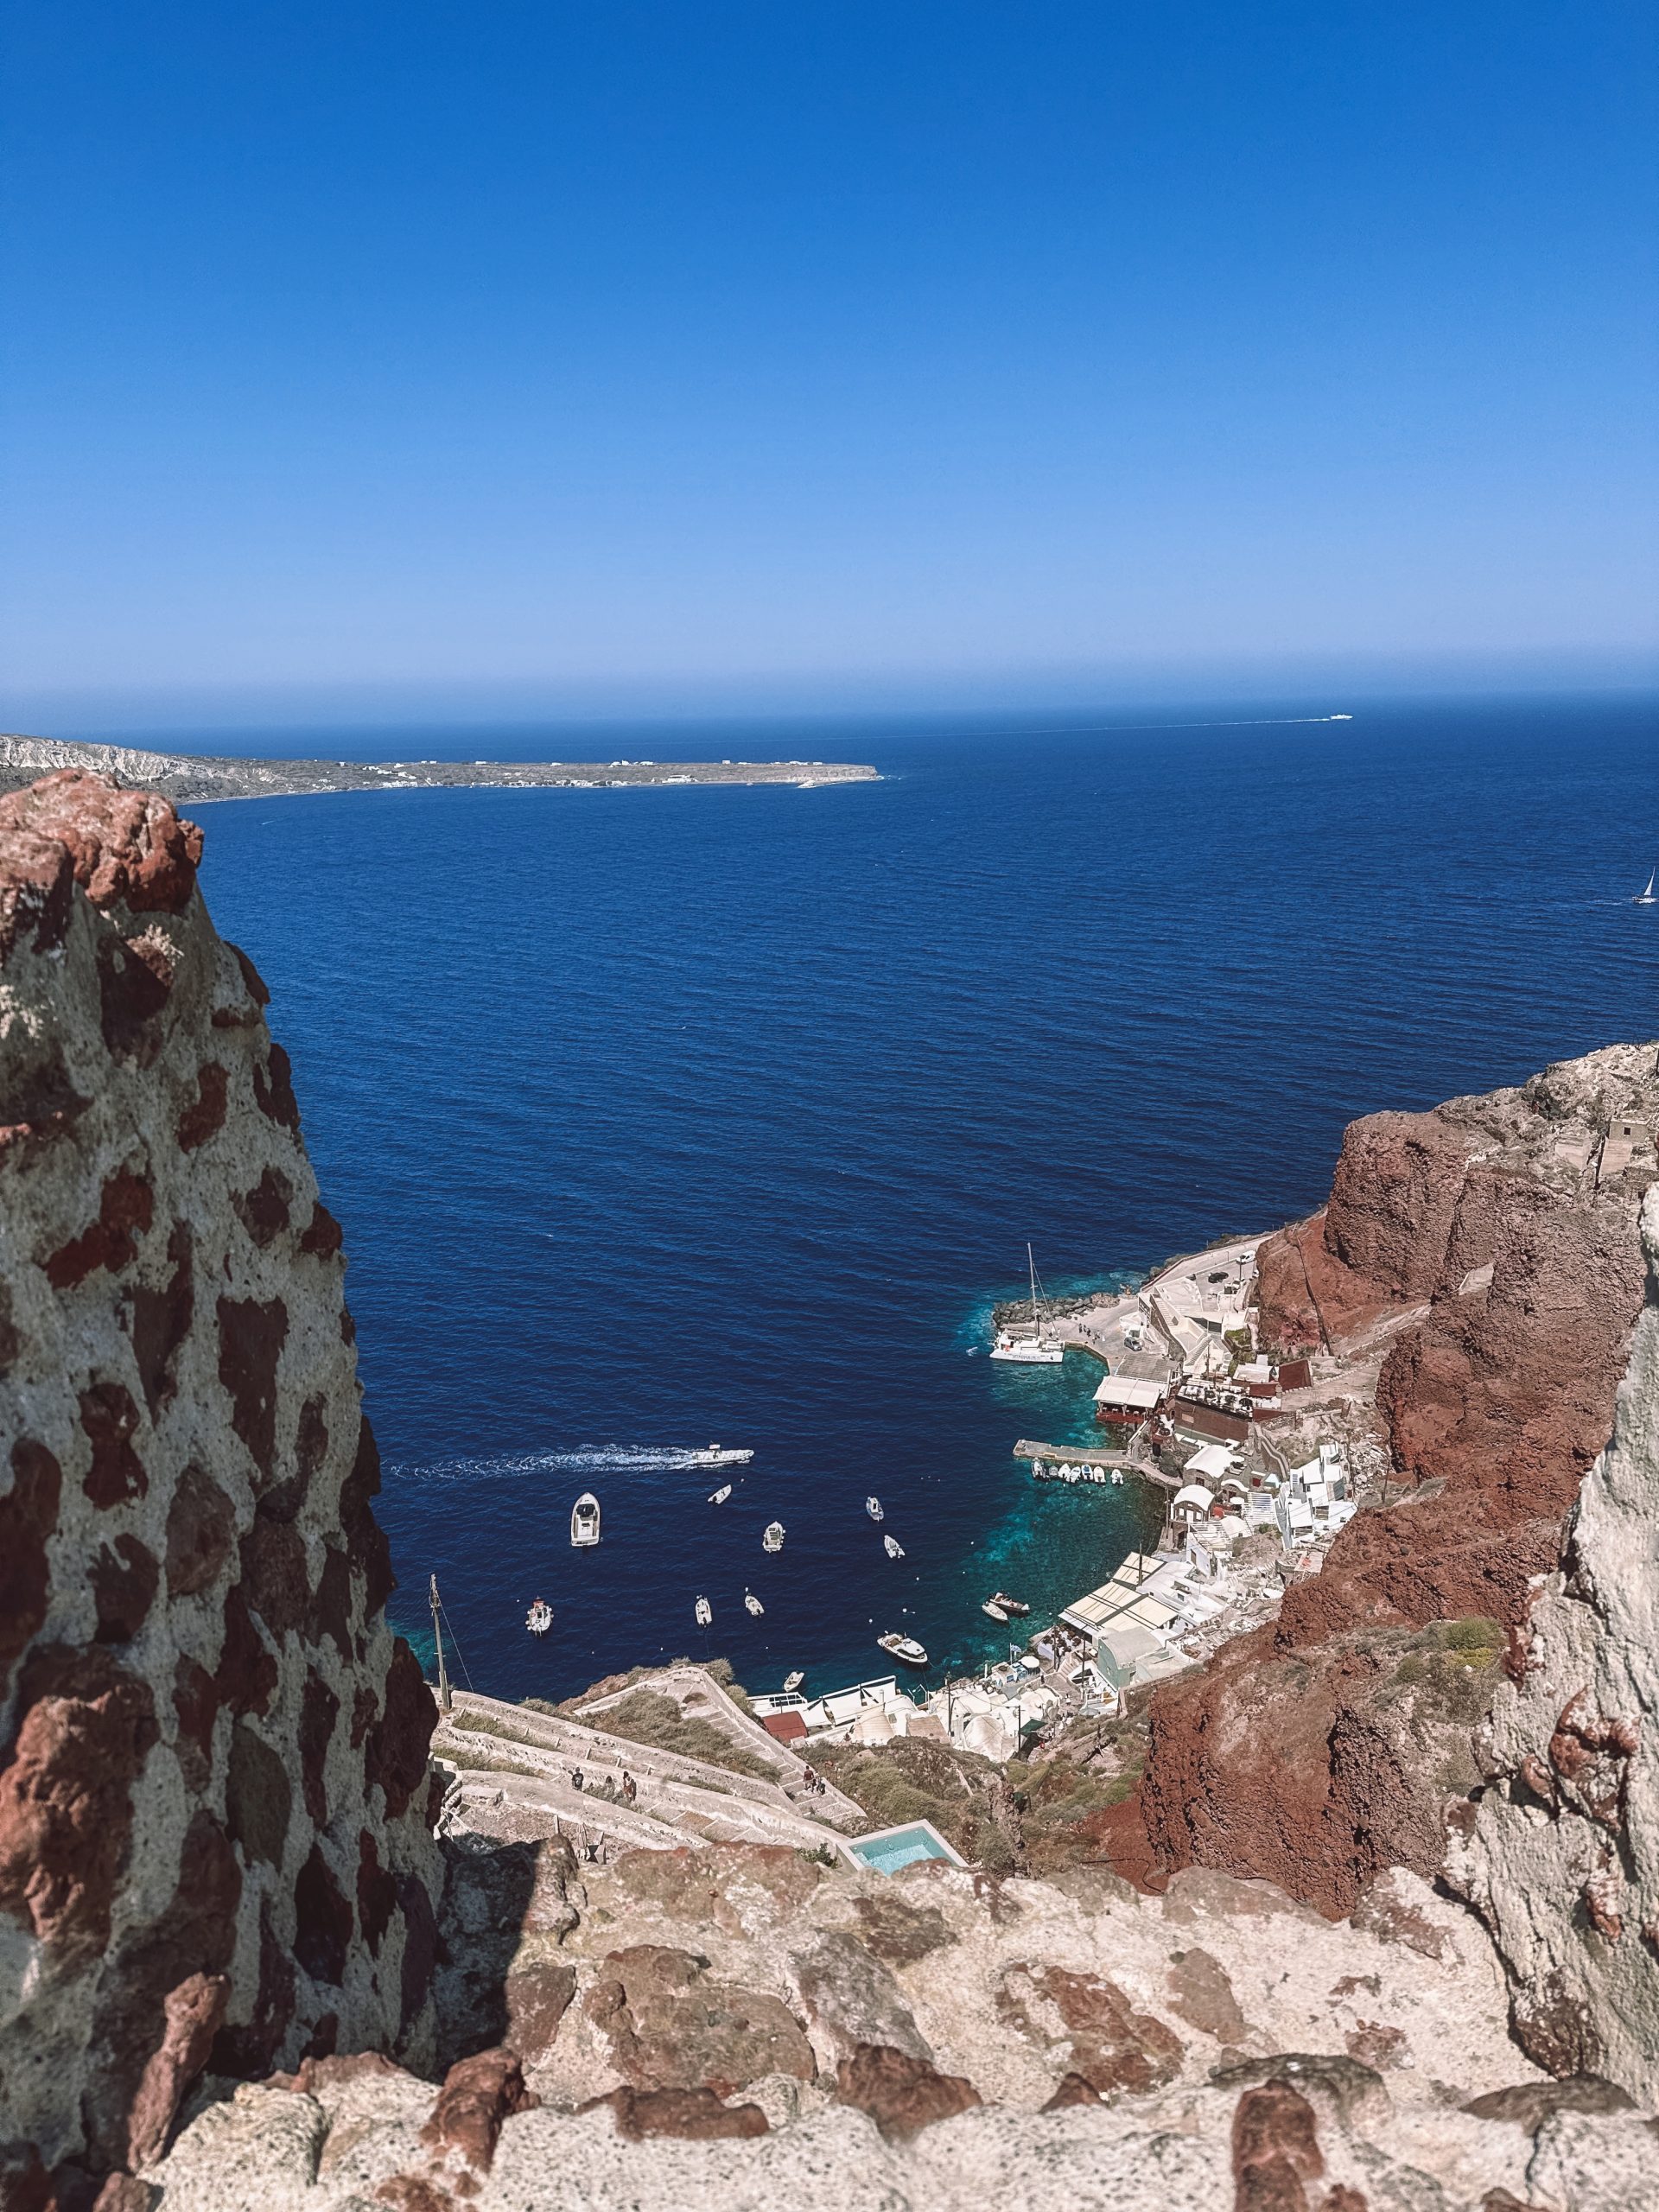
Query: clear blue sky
2 3 1656 729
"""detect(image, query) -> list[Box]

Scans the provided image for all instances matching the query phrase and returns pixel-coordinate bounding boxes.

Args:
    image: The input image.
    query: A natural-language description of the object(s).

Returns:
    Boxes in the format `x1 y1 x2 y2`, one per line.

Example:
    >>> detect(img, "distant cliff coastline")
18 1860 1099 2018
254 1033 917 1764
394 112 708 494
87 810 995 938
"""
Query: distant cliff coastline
0 734 879 804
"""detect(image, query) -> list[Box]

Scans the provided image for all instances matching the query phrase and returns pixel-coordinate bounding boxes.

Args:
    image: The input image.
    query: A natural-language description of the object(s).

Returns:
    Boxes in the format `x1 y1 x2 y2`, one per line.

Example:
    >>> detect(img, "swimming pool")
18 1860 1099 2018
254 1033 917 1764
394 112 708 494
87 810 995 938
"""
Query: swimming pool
844 1820 966 1876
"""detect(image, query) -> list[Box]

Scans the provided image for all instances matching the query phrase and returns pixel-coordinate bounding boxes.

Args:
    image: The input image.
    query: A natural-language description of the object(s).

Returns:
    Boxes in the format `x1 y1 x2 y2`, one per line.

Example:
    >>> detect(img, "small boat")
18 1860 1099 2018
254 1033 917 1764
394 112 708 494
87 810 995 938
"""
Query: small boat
570 1492 601 1548
695 1596 712 1626
708 1484 732 1504
877 1631 929 1669
865 1496 884 1522
689 1444 755 1466
525 1599 553 1635
783 1669 805 1694
982 1599 1008 1623
990 1591 1030 1617
883 1535 905 1560
1637 871 1657 906
744 1589 764 1616
988 1244 1065 1363
762 1521 785 1553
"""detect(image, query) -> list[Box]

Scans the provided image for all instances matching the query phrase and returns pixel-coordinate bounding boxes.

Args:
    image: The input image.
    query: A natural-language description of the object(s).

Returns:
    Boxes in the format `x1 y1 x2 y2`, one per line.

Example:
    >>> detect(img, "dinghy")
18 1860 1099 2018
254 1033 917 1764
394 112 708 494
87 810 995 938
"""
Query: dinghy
570 1492 601 1548
525 1599 553 1635
762 1521 785 1553
694 1595 712 1626
982 1599 1009 1623
883 1535 905 1559
744 1589 764 1617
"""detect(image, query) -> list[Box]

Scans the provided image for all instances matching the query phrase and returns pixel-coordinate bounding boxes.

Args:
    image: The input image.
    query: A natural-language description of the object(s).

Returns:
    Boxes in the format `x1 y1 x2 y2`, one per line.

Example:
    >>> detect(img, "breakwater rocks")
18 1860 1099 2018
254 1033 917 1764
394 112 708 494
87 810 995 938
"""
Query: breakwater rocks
0 771 440 2202
0 736 878 806
1116 1043 1659 1919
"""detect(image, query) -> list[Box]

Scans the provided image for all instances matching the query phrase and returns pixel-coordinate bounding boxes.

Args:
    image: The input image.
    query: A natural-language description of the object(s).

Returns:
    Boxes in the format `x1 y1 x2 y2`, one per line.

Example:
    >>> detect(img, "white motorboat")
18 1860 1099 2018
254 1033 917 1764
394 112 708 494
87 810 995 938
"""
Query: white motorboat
865 1496 884 1522
570 1492 601 1548
877 1631 929 1669
762 1521 785 1553
783 1669 805 1694
695 1595 712 1626
744 1589 764 1616
883 1535 905 1559
1637 870 1657 906
989 1243 1065 1363
708 1484 732 1504
525 1599 553 1635
982 1599 1008 1623
990 1591 1030 1617
689 1444 754 1466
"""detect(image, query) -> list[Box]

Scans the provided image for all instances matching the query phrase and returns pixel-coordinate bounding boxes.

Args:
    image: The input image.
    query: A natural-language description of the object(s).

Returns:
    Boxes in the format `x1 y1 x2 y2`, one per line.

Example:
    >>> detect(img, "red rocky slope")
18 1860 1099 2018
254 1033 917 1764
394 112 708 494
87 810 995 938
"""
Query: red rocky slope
1119 1046 1658 1916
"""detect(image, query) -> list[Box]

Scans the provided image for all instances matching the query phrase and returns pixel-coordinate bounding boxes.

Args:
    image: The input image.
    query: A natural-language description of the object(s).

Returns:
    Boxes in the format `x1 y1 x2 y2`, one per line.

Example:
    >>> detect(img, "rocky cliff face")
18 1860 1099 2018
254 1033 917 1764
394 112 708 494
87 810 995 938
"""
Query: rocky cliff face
1448 1182 1659 2093
1127 1046 1659 1916
0 772 439 2202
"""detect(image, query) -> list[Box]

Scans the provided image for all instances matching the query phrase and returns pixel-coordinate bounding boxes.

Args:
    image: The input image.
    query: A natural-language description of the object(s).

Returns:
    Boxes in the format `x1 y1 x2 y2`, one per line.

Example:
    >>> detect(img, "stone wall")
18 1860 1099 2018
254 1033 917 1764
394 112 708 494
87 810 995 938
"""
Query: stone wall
0 772 439 2202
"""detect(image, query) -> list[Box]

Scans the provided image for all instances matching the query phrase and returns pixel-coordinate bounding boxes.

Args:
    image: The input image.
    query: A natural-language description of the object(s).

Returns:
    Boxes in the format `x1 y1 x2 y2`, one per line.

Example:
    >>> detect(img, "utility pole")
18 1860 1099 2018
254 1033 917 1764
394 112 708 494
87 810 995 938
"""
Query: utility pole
429 1573 452 1713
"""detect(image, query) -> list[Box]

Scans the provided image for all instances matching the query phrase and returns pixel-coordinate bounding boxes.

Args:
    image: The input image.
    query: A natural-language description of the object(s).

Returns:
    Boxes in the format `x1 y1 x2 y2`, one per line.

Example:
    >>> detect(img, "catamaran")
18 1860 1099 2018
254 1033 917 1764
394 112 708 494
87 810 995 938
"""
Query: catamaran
989 1243 1065 1363
1637 871 1657 906
569 1493 601 1548
762 1521 785 1553
525 1599 553 1635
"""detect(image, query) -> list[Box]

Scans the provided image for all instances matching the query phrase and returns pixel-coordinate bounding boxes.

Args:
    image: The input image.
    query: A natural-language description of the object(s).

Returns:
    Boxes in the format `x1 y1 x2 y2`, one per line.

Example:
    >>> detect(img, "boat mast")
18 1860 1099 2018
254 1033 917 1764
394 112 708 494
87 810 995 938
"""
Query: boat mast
1027 1241 1040 1330
429 1573 452 1713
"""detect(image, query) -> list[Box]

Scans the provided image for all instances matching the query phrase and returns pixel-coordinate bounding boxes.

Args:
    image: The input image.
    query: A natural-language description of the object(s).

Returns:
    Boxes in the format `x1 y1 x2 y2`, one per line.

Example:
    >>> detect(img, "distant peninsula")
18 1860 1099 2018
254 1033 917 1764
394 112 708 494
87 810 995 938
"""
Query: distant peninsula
0 733 879 804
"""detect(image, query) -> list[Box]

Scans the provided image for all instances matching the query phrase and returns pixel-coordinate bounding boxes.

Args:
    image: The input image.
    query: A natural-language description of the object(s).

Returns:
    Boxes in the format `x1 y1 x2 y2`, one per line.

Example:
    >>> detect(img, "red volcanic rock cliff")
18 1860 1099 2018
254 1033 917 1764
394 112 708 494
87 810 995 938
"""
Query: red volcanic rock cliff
1126 1046 1659 1917
0 774 439 2202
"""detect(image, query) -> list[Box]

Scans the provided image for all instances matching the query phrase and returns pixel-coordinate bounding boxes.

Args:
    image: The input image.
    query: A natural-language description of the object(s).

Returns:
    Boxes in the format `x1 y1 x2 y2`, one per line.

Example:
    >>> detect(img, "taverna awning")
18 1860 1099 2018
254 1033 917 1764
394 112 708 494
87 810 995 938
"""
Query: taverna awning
1172 1483 1215 1514
1093 1374 1166 1412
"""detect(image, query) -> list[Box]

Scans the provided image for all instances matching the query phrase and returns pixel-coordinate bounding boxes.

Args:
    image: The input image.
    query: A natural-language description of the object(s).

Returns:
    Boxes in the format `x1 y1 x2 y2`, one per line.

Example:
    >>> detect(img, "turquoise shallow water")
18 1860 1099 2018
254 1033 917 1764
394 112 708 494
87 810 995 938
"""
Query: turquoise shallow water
189 693 1659 1702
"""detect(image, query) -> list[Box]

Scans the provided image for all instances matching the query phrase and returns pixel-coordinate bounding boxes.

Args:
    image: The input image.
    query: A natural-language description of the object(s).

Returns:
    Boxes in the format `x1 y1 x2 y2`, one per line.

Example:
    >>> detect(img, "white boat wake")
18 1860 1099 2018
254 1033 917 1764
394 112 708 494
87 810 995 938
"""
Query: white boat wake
389 1444 753 1483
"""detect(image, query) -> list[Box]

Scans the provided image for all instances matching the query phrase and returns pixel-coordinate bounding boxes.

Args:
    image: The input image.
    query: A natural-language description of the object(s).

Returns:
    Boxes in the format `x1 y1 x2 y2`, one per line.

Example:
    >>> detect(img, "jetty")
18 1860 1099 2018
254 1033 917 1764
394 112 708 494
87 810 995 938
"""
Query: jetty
1014 1438 1182 1491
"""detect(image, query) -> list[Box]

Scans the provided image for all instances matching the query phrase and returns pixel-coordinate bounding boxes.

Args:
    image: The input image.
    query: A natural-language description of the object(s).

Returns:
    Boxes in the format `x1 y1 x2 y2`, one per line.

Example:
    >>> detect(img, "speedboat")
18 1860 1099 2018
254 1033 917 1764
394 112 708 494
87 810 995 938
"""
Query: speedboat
865 1496 884 1522
783 1670 805 1694
882 1535 905 1560
570 1493 601 1548
695 1595 712 1626
525 1599 553 1635
708 1484 732 1504
990 1591 1030 1617
762 1521 785 1553
877 1631 928 1669
982 1599 1008 1623
744 1589 764 1616
689 1444 755 1466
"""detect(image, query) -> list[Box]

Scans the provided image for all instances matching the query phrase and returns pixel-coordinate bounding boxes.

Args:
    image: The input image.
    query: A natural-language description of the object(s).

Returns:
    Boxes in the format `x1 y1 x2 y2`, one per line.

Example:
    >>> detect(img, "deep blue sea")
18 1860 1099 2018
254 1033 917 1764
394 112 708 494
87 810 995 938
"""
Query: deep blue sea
191 694 1658 1703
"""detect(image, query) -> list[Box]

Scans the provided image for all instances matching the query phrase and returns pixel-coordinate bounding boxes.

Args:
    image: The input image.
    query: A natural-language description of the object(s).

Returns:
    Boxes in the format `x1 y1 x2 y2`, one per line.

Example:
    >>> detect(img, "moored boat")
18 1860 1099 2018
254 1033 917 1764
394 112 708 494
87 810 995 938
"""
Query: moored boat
988 1243 1065 1363
865 1495 884 1522
783 1669 805 1694
990 1591 1030 1617
570 1492 601 1548
762 1521 785 1553
877 1630 928 1668
525 1599 553 1635
744 1589 764 1616
694 1595 712 1626
883 1534 905 1559
982 1599 1008 1623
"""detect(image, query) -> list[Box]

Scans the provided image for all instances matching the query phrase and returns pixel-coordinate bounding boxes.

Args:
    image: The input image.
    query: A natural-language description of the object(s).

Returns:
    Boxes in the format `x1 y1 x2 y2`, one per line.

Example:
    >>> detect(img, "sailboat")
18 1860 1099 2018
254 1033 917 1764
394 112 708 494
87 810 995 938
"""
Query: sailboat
989 1243 1065 1363
1637 871 1657 906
